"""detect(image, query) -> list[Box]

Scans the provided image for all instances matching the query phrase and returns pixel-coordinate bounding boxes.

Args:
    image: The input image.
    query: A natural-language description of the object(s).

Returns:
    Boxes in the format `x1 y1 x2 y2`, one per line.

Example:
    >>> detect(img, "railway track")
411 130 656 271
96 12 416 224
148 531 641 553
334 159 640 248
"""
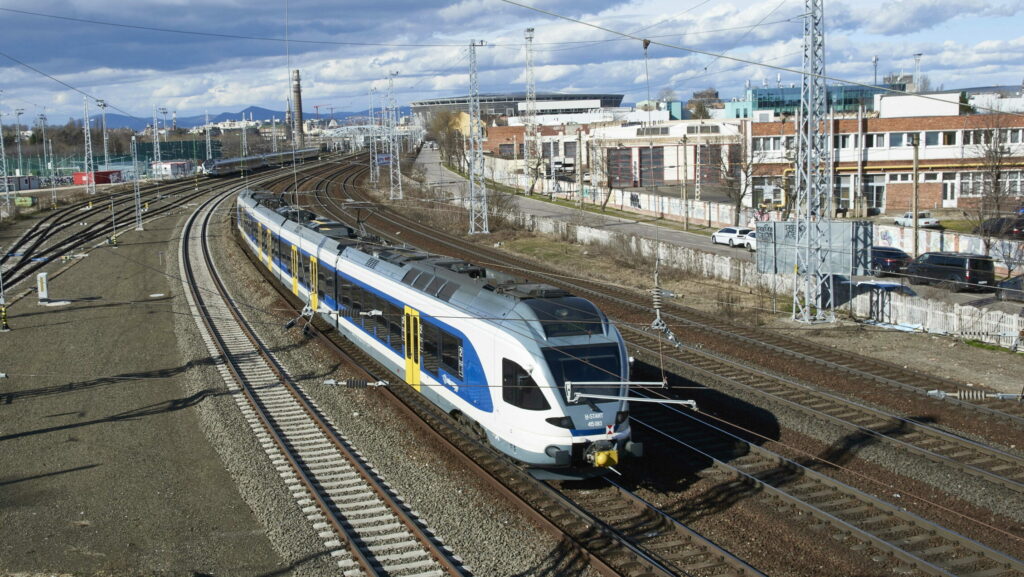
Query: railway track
311 184 1024 432
622 328 1024 494
621 389 1024 577
226 160 768 577
1 179 211 291
294 166 1024 573
181 184 469 577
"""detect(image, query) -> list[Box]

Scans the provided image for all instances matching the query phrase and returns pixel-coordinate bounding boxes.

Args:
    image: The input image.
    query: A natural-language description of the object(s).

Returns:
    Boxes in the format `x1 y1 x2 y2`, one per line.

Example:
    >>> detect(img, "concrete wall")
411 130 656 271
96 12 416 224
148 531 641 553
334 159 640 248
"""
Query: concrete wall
514 210 1023 349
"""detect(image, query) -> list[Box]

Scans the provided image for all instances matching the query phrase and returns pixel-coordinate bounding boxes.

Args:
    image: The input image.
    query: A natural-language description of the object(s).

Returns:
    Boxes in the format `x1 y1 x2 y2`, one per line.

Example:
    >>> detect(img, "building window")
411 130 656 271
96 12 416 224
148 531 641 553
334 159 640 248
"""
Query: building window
753 136 781 152
959 172 986 196
925 131 957 146
833 134 857 149
864 133 885 148
963 130 993 146
888 173 911 182
888 132 917 147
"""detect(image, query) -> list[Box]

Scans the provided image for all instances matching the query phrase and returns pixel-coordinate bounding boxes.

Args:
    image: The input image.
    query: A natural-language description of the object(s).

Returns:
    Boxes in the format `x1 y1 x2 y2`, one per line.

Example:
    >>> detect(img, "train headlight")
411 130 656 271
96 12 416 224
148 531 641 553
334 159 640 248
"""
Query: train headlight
615 411 629 425
545 416 574 429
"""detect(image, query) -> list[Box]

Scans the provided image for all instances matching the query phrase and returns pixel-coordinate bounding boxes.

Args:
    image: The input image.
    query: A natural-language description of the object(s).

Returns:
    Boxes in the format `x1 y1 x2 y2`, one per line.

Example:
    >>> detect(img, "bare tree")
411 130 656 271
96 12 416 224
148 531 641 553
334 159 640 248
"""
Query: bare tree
657 87 678 102
961 113 1024 255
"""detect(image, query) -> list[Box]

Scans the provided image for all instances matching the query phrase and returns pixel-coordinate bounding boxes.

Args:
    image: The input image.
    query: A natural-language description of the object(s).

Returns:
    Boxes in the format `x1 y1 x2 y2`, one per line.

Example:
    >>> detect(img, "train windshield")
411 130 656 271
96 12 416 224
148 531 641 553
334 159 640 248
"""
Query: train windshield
542 344 622 405
523 297 604 338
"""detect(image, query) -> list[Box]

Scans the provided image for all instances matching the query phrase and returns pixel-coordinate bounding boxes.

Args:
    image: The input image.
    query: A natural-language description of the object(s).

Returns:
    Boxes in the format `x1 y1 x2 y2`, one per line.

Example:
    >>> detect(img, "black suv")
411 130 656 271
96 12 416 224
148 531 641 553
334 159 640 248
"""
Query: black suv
869 246 912 277
905 252 995 292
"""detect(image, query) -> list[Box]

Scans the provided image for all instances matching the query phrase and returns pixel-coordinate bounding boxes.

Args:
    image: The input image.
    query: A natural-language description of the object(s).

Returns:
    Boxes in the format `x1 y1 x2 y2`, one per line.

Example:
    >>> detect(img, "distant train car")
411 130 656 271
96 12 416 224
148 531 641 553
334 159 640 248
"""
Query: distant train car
236 190 643 474
200 148 320 177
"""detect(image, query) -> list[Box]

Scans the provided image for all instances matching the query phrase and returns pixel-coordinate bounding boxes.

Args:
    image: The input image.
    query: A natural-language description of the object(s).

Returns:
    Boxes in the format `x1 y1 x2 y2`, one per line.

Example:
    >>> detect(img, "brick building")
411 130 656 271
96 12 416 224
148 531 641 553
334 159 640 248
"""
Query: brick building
748 106 1024 214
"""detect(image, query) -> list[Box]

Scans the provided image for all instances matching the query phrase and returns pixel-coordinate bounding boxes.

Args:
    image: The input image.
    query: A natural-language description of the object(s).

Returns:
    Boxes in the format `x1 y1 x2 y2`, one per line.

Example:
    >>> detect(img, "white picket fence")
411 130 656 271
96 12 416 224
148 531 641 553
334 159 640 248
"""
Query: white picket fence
517 212 1024 350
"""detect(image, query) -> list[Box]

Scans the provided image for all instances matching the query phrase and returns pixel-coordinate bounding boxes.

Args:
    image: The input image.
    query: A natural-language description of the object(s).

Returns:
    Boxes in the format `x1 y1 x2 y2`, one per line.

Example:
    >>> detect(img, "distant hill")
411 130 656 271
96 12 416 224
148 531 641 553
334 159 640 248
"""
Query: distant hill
92 105 411 132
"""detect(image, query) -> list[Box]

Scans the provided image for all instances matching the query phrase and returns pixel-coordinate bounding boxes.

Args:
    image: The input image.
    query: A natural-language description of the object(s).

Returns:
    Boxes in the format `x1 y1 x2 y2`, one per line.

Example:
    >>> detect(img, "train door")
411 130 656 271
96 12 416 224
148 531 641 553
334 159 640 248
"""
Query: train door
263 228 273 269
403 306 421 391
309 256 319 311
290 245 299 295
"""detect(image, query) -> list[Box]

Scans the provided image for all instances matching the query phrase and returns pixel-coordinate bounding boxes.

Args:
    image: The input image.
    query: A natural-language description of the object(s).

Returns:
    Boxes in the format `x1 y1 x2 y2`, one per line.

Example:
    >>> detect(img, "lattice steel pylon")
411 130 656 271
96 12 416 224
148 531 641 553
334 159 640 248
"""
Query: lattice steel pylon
468 40 489 234
369 88 379 185
152 106 162 165
523 28 539 194
205 111 213 160
386 72 403 200
83 98 97 196
792 0 835 323
131 135 143 231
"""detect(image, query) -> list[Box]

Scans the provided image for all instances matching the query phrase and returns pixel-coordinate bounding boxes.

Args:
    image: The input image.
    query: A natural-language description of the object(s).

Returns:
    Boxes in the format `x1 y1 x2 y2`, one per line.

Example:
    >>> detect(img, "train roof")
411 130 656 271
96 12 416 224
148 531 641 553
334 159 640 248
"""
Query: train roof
240 190 610 341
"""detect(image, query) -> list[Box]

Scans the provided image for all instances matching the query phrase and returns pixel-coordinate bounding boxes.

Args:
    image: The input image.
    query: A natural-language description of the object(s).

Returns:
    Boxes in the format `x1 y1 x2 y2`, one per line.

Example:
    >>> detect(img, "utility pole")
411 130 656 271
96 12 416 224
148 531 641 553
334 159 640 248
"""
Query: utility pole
387 71 402 200
96 100 109 169
0 101 10 219
792 0 834 323
14 108 24 176
204 111 213 160
132 135 143 231
523 28 538 194
468 40 488 234
680 136 689 230
83 98 97 196
912 133 920 257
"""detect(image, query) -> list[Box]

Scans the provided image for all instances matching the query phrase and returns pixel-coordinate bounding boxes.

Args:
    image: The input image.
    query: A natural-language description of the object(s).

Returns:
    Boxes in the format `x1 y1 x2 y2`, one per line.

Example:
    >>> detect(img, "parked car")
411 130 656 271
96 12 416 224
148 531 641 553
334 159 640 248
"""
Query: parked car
745 231 757 251
711 227 753 247
996 275 1024 301
974 216 1024 239
905 252 995 292
894 211 941 228
869 246 912 277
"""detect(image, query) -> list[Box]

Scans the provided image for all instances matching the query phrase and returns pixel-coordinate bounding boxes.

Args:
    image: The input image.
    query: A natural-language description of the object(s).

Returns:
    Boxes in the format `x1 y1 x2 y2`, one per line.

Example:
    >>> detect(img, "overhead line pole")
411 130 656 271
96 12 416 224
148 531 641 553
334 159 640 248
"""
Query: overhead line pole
468 39 489 234
792 0 834 323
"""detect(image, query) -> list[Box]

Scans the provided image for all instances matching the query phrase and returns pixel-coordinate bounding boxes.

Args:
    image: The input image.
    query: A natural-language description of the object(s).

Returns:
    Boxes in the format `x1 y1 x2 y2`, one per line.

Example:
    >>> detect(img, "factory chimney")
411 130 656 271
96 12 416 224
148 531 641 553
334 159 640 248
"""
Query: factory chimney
292 69 305 147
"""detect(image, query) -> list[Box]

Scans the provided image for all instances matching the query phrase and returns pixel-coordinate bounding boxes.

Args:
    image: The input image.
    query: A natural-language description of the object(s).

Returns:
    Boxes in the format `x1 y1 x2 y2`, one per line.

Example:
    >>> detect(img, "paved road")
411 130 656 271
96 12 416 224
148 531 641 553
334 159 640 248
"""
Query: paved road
413 147 755 262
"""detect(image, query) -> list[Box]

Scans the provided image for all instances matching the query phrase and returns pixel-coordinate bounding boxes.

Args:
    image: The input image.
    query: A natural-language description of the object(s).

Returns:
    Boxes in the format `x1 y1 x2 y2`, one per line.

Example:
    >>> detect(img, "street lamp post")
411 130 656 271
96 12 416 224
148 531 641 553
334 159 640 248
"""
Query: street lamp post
14 108 24 177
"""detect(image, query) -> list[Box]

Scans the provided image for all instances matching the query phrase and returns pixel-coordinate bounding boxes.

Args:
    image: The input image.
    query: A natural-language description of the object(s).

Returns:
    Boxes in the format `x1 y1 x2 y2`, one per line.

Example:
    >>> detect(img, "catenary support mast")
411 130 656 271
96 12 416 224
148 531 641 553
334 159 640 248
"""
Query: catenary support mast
468 40 489 234
792 0 835 322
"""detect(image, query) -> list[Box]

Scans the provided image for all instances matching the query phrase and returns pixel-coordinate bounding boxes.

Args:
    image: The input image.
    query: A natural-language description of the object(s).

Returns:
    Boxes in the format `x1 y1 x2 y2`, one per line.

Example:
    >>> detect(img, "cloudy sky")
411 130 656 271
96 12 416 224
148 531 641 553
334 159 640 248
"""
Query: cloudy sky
0 0 1022 123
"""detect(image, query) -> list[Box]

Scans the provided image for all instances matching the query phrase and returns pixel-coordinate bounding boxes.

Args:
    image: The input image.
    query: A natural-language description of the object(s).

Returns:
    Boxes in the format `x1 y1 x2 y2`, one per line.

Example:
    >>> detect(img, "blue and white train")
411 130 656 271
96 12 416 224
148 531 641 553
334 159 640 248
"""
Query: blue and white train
236 190 642 473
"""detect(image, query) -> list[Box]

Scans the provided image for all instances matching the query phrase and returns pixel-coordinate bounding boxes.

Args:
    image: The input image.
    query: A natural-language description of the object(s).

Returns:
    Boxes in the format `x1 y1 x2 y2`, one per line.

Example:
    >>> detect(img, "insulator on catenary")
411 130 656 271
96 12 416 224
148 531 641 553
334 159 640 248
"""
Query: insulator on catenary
928 389 1022 402
651 287 663 311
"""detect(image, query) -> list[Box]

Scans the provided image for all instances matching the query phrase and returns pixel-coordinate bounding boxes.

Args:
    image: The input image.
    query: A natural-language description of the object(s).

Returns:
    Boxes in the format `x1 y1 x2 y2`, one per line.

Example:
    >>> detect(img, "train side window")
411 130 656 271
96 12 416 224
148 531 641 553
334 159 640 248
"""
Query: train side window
421 322 440 373
387 303 404 350
318 264 330 302
502 359 550 411
349 285 363 322
338 278 352 309
440 330 462 378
